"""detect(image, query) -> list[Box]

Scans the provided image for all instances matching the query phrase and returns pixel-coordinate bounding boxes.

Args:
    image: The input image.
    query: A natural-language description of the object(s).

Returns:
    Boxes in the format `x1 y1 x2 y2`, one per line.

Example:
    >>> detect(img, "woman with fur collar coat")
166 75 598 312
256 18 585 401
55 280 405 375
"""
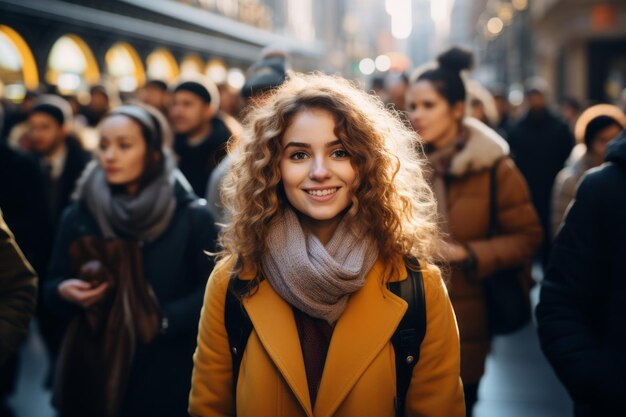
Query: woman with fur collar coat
407 47 543 416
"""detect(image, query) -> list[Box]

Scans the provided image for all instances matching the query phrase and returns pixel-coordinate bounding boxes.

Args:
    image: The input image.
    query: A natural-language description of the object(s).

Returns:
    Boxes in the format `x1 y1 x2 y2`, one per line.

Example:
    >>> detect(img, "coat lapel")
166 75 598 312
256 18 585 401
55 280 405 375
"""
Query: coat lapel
243 279 314 417
313 259 408 417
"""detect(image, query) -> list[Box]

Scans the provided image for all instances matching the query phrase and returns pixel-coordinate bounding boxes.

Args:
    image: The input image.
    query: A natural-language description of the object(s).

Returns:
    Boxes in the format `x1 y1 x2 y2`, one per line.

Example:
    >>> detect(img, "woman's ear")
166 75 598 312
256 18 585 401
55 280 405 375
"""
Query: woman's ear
452 101 465 122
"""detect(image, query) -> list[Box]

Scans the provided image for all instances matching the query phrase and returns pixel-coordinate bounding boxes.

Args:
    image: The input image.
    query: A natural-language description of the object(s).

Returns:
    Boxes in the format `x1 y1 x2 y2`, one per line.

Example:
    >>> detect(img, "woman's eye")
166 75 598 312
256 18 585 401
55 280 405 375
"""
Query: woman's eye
120 143 131 150
331 149 349 158
290 151 308 160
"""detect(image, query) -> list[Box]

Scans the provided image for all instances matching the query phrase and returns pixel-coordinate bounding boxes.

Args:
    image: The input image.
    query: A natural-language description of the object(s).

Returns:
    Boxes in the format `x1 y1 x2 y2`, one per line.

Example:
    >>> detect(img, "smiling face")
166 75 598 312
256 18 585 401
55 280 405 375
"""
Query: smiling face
279 108 356 231
98 115 147 189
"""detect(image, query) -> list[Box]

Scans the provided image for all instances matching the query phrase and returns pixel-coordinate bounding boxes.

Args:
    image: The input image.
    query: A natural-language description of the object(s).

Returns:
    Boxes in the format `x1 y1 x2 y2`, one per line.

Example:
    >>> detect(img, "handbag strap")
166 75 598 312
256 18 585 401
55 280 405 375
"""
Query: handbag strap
488 157 506 238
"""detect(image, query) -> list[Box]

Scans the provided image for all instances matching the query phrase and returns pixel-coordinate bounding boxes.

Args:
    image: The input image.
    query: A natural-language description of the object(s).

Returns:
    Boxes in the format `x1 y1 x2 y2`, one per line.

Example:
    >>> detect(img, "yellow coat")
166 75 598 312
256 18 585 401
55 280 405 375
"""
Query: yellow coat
189 256 465 417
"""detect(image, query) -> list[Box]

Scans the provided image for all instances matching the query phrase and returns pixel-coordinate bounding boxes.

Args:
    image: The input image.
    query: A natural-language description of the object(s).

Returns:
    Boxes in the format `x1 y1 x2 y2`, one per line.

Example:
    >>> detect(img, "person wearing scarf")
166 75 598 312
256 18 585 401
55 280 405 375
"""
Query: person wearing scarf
189 73 464 417
43 105 218 417
407 48 542 416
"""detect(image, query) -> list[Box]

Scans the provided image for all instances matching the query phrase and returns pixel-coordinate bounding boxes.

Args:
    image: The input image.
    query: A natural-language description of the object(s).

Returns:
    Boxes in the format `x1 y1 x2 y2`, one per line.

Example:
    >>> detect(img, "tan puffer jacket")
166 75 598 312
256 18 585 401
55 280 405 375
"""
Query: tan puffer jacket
437 118 543 384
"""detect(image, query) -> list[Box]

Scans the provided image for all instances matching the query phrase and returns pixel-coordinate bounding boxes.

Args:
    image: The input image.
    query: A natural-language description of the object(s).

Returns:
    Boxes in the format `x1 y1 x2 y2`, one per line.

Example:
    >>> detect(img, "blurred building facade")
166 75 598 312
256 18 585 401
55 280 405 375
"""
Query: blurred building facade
471 0 626 105
531 0 626 104
0 0 342 100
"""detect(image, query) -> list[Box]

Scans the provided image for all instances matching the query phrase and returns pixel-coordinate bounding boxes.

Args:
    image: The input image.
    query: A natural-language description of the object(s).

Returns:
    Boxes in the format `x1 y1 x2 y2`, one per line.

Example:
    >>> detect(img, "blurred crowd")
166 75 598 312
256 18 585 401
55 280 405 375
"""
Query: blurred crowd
0 43 625 417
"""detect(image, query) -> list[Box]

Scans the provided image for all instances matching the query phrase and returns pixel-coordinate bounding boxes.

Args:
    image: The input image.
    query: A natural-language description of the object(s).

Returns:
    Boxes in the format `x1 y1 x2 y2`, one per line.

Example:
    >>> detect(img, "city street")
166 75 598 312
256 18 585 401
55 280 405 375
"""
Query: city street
9 286 572 417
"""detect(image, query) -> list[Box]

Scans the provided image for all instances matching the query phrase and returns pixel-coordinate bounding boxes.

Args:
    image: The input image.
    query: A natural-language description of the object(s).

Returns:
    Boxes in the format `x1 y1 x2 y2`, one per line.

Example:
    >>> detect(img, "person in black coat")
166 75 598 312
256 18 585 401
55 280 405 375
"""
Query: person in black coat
536 128 626 417
43 104 217 417
28 95 92 372
507 85 574 266
171 79 233 196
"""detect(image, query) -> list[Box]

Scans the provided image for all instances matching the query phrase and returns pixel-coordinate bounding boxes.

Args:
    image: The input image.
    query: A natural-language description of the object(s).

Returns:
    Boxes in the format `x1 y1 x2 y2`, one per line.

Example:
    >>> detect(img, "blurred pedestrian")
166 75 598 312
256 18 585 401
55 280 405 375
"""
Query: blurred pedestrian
216 84 243 119
507 78 574 267
537 128 626 417
384 71 409 112
560 97 581 132
139 80 170 116
28 95 92 369
467 80 500 131
206 50 288 226
29 95 92 231
0 105 48 274
2 90 37 147
171 78 234 196
406 47 543 417
492 89 513 138
189 73 464 417
0 210 38 417
551 105 625 237
43 104 217 417
80 84 119 127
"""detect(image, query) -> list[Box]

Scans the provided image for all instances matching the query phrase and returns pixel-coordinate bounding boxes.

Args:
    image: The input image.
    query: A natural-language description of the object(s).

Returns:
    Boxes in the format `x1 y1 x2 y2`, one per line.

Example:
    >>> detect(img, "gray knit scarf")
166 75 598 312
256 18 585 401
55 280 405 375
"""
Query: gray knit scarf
261 208 379 324
73 154 177 242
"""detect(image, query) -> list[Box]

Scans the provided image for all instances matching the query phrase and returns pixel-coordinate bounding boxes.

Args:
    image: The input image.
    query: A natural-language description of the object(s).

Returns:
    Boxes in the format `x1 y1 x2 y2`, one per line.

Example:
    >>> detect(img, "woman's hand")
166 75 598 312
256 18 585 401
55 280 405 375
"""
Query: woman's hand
58 279 110 309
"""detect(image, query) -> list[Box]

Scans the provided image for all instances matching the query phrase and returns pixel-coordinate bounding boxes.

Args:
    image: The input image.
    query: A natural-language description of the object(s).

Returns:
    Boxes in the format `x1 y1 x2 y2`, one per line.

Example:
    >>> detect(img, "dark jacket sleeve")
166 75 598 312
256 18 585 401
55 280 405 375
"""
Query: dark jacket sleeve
42 206 82 320
160 202 217 340
0 212 38 364
466 158 544 278
536 173 626 412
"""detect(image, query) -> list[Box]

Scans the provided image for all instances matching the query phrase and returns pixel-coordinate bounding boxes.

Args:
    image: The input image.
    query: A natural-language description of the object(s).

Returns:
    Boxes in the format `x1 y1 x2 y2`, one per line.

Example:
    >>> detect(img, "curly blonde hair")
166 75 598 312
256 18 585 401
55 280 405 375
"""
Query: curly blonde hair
219 73 440 280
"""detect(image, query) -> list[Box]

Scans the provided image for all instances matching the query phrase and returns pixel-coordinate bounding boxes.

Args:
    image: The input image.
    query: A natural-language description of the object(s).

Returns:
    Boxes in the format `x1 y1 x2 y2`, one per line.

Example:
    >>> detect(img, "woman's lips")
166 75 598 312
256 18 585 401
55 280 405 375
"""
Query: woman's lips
303 187 339 202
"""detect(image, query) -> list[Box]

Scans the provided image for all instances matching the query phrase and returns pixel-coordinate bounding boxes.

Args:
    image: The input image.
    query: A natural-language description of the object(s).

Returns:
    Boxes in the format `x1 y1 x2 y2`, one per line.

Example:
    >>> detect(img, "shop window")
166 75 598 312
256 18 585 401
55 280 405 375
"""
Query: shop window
105 42 145 93
0 25 39 100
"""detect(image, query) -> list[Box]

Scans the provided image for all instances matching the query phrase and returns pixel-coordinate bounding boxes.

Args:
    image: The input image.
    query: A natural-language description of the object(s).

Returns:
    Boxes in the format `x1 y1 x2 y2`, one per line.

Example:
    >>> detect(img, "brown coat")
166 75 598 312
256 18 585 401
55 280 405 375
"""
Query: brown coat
439 118 543 383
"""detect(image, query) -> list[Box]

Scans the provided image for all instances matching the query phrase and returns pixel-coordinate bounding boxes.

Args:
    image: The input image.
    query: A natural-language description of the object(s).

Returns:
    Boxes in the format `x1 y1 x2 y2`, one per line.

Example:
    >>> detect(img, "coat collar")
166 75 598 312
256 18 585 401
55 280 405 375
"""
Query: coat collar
448 117 510 177
242 257 408 417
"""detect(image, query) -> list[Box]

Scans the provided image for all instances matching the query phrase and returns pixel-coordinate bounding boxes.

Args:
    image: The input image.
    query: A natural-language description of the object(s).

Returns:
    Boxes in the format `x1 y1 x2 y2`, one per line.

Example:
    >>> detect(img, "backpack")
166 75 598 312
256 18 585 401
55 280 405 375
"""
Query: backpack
224 265 426 417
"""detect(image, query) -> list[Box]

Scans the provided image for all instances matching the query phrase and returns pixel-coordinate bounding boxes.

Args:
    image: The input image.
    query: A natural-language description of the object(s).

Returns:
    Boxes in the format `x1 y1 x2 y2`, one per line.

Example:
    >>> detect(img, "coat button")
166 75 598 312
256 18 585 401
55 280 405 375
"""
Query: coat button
232 347 238 355
406 355 415 364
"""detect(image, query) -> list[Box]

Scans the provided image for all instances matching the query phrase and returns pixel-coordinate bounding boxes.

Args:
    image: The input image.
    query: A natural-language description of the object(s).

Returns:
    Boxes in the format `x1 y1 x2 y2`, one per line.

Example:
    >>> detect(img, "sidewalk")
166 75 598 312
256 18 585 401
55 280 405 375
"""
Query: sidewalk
9 288 572 417
474 285 573 417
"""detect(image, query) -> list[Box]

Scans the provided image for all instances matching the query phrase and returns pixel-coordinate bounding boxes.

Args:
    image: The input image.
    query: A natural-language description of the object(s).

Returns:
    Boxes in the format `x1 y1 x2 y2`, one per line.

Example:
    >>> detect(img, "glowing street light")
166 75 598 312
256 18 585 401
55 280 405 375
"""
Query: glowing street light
375 55 391 72
431 0 449 23
487 17 504 35
512 0 528 11
387 0 412 40
498 4 514 25
359 58 375 75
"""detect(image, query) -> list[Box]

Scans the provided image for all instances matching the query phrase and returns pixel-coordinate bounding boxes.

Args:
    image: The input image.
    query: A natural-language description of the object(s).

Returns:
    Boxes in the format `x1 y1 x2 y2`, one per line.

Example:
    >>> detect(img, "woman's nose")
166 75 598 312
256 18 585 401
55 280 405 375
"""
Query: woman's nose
309 158 331 180
102 147 116 161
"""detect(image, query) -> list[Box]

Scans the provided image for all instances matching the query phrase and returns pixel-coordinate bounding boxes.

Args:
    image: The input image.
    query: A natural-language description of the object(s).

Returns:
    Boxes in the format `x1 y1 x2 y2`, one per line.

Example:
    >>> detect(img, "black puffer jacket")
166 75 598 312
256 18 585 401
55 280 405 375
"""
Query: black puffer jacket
536 129 626 417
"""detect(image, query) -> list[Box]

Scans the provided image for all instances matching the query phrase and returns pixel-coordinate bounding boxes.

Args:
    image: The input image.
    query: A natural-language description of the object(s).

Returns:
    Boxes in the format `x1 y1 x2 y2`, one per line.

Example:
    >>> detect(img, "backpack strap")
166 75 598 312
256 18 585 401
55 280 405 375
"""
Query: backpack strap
225 265 426 417
224 276 252 412
387 265 426 417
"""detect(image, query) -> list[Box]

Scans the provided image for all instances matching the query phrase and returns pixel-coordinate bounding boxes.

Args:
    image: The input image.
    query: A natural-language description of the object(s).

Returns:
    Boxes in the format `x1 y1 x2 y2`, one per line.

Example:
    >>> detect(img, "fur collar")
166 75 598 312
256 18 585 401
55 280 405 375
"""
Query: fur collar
448 117 510 177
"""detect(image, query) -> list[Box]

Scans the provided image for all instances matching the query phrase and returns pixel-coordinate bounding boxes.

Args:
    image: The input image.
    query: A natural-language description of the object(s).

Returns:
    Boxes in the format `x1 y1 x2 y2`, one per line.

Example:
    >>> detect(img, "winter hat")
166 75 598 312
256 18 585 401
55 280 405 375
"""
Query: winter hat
31 95 73 126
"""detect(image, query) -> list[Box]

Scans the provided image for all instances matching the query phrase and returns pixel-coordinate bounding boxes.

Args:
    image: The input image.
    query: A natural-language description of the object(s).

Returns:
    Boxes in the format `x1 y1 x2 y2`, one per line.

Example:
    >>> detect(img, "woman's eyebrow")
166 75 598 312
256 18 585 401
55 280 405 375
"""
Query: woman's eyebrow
283 141 310 149
283 139 341 149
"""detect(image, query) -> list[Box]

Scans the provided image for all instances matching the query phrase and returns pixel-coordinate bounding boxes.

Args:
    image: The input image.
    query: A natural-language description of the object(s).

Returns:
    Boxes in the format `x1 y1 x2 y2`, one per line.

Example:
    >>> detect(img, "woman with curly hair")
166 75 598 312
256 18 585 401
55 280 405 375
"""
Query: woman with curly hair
189 73 464 417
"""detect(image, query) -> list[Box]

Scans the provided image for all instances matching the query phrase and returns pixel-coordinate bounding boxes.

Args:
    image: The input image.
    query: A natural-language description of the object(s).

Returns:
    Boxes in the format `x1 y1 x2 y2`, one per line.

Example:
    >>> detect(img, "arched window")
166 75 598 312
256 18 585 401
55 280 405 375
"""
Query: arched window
206 59 227 84
46 34 99 94
105 42 145 93
0 25 39 100
180 55 205 76
146 48 179 83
